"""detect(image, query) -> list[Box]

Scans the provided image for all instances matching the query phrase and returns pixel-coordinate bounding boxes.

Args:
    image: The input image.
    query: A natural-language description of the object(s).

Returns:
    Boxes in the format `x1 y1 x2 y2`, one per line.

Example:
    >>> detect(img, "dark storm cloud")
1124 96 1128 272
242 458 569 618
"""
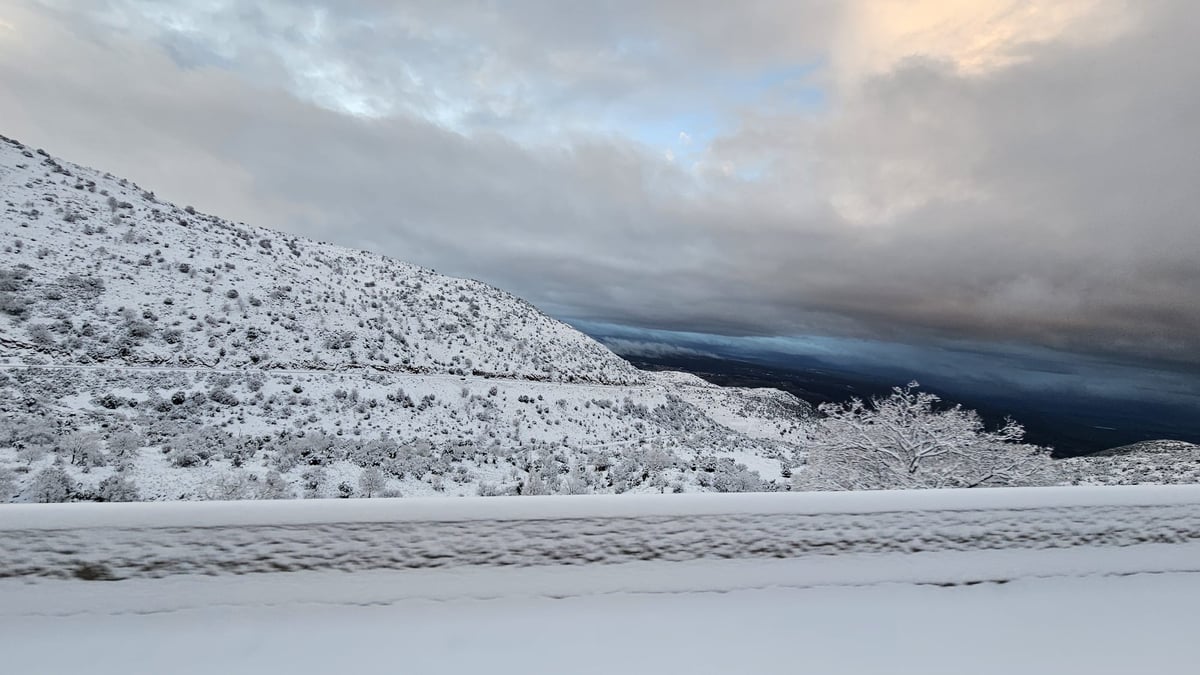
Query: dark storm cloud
2 0 1199 370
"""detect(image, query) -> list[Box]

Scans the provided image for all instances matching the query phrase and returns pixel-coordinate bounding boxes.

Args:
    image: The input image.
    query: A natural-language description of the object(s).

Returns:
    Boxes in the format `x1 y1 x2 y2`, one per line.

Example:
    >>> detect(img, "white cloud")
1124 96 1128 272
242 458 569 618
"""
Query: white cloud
3 0 1199 369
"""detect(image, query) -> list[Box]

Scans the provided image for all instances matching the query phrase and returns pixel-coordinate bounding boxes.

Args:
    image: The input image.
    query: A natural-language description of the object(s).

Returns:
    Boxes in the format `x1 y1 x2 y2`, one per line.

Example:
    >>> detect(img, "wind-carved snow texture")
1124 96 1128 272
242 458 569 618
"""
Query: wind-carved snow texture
5 487 1200 581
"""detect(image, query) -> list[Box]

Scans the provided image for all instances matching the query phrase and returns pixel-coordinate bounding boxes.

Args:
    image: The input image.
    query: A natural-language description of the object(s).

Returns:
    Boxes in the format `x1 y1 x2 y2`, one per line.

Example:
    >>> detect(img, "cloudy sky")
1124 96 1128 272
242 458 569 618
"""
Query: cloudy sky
2 0 1197 400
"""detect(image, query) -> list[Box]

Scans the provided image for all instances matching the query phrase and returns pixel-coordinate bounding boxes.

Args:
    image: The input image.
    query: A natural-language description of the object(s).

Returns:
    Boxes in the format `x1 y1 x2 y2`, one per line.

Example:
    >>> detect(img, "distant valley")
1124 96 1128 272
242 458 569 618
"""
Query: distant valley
622 352 1200 457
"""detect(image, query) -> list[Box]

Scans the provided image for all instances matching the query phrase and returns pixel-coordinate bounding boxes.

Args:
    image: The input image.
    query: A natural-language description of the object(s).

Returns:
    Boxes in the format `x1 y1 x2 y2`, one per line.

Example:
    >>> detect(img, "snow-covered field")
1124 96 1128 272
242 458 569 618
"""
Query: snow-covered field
3 485 1200 673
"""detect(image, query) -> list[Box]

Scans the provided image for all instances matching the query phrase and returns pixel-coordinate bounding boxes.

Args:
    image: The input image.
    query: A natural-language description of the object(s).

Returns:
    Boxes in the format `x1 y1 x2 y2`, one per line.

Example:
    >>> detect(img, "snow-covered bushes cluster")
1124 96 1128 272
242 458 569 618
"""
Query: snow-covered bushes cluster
1057 440 1200 486
0 367 800 502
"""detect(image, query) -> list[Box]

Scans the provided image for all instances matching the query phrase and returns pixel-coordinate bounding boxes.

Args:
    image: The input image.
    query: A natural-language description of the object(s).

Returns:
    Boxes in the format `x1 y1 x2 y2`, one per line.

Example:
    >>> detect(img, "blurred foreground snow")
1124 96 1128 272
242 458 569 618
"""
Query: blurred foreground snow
3 486 1199 673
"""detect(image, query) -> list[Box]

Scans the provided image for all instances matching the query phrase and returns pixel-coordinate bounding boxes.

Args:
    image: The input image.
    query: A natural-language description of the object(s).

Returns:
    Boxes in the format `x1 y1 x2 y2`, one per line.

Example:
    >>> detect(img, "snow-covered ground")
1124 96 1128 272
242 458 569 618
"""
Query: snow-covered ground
3 486 1200 674
0 363 805 501
6 485 1200 579
2 550 1199 674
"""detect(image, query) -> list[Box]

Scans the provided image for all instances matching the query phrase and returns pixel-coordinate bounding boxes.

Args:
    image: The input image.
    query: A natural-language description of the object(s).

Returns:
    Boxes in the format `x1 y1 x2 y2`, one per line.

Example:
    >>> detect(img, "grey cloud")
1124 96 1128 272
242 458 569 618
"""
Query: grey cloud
2 1 1199 371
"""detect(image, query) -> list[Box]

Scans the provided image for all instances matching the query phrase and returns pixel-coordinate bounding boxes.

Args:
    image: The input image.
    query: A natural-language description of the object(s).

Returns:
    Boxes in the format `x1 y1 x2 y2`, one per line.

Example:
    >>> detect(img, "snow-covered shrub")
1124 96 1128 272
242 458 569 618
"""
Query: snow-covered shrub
107 430 144 462
0 290 29 318
208 388 239 406
29 466 75 503
608 455 647 493
0 466 16 502
207 471 254 500
697 458 765 492
301 467 327 498
2 415 57 454
387 440 434 479
519 470 557 495
477 481 518 497
350 436 399 467
96 473 140 502
166 428 229 468
257 470 292 499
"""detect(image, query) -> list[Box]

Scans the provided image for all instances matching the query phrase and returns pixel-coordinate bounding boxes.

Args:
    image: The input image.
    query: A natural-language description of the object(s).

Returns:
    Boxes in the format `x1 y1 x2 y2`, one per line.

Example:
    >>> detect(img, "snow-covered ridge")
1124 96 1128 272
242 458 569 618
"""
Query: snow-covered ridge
0 133 641 384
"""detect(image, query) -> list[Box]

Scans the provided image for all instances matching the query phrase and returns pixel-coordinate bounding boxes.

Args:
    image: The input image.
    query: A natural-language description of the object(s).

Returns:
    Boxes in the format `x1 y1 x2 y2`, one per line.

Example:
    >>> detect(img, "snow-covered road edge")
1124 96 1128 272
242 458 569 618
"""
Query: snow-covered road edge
4 486 1200 582
5 484 1200 530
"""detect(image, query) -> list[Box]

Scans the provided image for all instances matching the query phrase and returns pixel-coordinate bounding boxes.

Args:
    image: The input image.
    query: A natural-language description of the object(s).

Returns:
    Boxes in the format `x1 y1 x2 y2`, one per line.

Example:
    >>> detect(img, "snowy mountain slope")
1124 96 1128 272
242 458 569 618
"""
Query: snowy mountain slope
661 374 811 443
0 134 641 384
0 133 813 502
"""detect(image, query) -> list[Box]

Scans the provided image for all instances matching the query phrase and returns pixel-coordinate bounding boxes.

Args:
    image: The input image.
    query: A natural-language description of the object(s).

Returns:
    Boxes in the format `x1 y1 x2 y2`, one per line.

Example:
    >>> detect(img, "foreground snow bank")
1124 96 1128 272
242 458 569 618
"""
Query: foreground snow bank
3 547 1200 675
3 485 1200 581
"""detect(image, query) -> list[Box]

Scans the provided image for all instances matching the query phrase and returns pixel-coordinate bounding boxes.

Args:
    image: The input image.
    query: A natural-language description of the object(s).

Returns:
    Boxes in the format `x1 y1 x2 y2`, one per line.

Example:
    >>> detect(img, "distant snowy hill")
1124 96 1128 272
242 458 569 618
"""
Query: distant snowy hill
1062 440 1200 486
0 134 812 502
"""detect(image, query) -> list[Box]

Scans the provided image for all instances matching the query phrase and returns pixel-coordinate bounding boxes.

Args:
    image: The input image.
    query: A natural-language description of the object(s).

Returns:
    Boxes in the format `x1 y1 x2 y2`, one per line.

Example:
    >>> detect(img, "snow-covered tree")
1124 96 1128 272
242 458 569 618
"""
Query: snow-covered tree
107 430 144 462
357 465 387 498
798 382 1052 491
60 431 104 470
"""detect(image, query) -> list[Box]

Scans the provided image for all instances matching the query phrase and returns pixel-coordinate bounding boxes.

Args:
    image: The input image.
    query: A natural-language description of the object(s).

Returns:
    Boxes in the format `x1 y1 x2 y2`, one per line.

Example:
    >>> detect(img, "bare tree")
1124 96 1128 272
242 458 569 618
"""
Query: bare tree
798 382 1052 491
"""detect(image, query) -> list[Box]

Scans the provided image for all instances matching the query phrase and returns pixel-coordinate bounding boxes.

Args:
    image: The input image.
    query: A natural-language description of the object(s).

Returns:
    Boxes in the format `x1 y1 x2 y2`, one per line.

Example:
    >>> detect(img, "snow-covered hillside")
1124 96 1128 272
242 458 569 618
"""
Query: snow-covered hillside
0 134 640 383
1062 440 1200 486
0 134 813 502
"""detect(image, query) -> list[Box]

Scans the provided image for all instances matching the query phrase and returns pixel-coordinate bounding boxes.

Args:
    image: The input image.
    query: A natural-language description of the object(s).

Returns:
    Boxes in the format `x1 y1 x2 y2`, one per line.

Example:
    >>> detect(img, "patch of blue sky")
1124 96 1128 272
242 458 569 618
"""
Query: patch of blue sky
626 109 720 153
724 62 826 111
620 61 825 167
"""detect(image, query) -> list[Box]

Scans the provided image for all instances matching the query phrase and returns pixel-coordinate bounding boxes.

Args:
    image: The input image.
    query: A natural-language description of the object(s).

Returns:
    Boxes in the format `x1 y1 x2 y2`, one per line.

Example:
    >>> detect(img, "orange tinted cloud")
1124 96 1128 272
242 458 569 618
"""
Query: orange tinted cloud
834 0 1133 81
